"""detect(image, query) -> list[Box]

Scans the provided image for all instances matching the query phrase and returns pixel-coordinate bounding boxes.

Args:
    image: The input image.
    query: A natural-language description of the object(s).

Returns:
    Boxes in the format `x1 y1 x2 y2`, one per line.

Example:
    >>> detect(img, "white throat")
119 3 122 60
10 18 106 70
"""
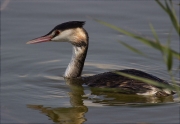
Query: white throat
64 44 88 78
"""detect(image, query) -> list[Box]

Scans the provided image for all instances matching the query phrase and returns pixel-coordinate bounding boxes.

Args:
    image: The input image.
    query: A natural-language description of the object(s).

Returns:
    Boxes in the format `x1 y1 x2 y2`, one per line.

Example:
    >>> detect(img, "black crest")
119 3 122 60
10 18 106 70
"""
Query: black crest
54 21 85 30
45 21 85 36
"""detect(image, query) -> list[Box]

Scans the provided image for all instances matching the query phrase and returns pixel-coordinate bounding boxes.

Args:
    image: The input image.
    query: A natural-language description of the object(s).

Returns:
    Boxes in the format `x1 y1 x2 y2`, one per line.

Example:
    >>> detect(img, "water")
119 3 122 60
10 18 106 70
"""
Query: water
1 0 180 123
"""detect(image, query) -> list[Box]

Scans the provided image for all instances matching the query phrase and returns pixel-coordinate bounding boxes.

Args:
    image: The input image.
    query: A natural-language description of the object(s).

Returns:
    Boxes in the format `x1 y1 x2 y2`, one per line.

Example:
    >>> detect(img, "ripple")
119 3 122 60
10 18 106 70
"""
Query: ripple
43 75 64 81
36 59 61 65
85 62 130 70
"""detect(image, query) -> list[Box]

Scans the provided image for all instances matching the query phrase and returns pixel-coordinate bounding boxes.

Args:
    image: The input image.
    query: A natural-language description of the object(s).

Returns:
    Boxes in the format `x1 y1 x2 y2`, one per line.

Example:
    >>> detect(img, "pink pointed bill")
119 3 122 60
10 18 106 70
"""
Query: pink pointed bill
26 35 53 44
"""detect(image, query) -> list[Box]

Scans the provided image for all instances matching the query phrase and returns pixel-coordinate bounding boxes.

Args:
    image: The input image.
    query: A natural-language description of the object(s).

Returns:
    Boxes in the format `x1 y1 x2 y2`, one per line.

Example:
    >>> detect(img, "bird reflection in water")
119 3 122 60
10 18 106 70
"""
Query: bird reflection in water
27 78 174 123
27 78 88 124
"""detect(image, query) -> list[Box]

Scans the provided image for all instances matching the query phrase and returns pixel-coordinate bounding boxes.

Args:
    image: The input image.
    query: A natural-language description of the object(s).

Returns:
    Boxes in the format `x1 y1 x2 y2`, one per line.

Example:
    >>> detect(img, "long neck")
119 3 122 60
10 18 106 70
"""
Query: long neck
64 44 88 78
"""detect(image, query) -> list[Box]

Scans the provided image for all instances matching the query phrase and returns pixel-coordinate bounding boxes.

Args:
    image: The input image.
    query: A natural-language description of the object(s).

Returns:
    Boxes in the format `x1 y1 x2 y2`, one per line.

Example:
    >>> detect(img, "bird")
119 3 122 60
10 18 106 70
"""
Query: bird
27 21 174 96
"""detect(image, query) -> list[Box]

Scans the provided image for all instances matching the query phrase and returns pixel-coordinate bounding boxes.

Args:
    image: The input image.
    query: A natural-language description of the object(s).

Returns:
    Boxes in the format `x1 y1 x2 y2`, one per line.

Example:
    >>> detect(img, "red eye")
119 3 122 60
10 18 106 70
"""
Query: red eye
54 30 60 37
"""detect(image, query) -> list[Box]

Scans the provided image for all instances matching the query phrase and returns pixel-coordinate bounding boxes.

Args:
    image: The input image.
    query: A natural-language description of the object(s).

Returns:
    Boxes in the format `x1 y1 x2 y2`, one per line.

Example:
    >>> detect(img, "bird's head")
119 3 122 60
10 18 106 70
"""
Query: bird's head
27 21 88 46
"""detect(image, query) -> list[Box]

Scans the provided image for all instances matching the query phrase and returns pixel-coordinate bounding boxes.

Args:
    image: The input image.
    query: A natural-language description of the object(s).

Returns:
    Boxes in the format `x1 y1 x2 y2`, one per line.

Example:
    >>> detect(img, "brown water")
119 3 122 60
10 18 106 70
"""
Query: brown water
1 0 180 123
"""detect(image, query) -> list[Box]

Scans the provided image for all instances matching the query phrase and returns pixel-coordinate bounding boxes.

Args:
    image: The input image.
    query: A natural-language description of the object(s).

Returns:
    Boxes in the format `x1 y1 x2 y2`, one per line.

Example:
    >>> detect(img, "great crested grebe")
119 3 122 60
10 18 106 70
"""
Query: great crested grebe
27 21 174 96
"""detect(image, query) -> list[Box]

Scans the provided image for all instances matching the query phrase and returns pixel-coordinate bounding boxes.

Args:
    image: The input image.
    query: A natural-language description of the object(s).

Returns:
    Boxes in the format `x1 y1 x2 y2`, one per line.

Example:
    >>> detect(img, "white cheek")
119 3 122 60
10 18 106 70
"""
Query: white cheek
51 29 73 42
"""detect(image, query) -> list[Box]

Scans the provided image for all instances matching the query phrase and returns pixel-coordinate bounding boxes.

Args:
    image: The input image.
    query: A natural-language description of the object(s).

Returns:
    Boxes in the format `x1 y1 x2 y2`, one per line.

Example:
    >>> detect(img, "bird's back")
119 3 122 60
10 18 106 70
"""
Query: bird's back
83 69 173 96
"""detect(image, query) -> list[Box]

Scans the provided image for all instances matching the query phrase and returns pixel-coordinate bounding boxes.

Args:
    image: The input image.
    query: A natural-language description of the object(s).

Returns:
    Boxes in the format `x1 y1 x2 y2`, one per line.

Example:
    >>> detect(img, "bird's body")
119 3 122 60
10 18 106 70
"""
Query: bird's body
83 69 172 96
27 21 174 96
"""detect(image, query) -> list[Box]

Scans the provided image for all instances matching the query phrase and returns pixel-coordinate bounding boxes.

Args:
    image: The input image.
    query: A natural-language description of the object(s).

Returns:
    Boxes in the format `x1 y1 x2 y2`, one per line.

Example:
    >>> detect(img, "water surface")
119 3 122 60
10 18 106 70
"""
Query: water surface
1 0 180 123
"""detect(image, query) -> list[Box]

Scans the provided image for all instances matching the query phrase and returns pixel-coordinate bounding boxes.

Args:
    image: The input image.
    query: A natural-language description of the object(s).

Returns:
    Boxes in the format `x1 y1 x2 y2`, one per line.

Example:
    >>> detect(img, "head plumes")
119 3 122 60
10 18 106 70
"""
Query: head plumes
54 21 85 30
45 21 85 36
